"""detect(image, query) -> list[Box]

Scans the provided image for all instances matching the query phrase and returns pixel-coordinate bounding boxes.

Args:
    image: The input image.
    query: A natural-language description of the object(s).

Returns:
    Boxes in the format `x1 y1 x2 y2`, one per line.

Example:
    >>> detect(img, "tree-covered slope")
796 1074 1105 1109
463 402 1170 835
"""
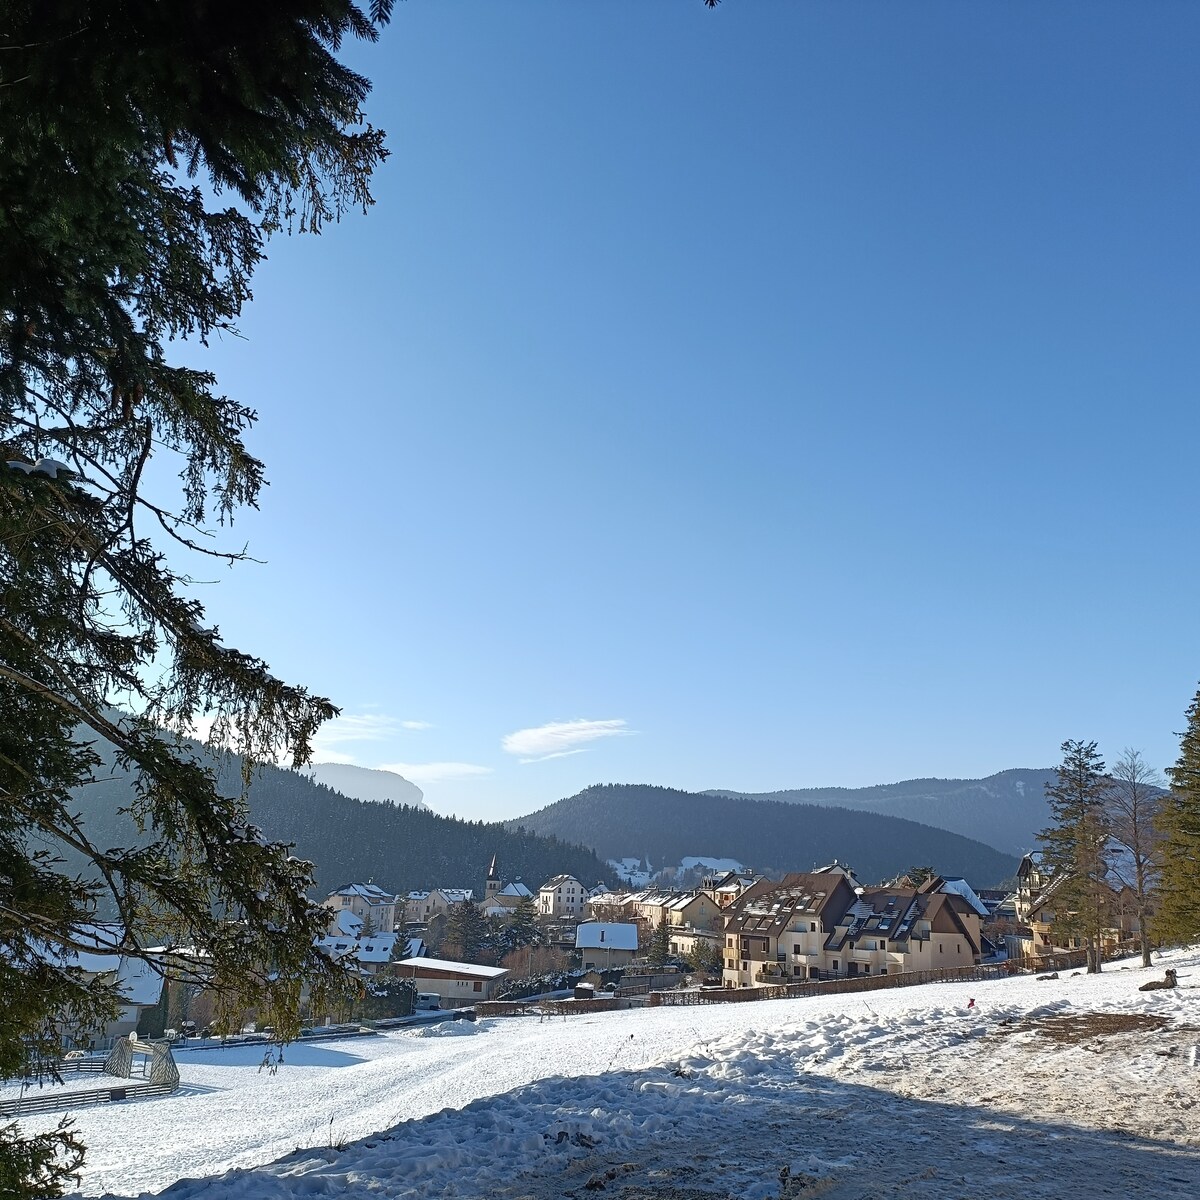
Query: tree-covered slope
69 752 614 900
709 769 1066 857
508 783 1019 887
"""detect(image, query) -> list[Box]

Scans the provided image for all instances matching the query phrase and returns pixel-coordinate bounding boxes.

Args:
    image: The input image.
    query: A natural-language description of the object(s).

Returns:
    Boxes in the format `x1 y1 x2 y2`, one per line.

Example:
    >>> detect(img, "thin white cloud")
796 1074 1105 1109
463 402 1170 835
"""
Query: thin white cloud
312 713 402 748
309 713 432 761
502 718 634 764
378 761 493 783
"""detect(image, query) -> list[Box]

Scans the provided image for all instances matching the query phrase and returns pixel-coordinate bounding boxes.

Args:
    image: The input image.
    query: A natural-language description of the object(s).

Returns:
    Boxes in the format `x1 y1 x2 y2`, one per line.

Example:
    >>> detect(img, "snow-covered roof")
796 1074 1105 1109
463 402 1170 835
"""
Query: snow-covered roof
330 883 397 903
939 877 990 917
540 875 582 891
575 923 639 951
34 924 164 1006
332 909 364 937
436 888 474 904
356 933 399 964
499 881 533 898
393 957 508 979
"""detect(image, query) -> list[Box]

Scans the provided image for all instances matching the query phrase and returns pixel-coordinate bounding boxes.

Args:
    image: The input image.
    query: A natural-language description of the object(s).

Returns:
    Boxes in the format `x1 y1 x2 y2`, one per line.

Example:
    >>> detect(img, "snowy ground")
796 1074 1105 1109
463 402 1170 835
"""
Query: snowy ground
18 948 1200 1200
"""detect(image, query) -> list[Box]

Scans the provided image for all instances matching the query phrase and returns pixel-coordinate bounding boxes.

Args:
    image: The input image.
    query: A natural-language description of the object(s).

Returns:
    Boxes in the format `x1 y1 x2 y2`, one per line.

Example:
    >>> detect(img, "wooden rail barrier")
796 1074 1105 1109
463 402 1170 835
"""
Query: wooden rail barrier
0 1080 176 1118
648 963 1011 1006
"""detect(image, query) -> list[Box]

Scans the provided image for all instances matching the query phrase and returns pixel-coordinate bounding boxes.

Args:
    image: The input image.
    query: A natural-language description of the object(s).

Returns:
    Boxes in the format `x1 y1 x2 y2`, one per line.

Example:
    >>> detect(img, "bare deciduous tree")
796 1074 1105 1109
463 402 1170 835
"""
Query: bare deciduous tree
1105 748 1163 967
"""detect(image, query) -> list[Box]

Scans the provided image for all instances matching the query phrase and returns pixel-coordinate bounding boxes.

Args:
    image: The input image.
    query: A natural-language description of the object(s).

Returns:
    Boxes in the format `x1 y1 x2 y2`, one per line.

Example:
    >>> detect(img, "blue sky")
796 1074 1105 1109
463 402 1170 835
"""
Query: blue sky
181 1 1200 820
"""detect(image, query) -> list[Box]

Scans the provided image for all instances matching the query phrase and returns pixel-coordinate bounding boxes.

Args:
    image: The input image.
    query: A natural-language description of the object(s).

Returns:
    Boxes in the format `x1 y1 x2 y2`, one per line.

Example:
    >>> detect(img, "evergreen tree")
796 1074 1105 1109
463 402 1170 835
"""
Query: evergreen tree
445 901 487 962
1 4 392 1193
1038 740 1113 973
507 897 540 950
358 970 416 1020
1154 686 1200 948
647 919 672 965
684 939 723 975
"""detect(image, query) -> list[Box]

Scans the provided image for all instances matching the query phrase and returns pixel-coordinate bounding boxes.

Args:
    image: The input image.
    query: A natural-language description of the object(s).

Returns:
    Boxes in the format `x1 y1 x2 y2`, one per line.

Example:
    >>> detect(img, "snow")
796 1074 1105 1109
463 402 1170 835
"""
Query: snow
679 855 746 874
575 922 638 951
393 956 508 978
939 876 991 917
18 948 1200 1199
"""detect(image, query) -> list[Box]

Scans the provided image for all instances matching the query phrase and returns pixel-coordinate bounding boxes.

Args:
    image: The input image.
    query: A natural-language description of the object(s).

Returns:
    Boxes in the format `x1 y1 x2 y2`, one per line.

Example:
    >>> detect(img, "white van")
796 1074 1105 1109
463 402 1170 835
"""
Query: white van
415 993 441 1011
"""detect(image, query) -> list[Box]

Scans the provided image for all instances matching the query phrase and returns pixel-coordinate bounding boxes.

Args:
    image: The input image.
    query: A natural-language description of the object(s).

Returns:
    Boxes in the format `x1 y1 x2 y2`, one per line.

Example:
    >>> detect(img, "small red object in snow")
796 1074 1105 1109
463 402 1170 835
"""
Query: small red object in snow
967 998 975 1009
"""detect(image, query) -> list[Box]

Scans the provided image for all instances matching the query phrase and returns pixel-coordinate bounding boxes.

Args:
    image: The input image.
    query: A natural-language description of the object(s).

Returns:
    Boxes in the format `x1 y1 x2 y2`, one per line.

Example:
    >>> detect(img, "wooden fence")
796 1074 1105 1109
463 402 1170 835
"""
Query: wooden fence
647 963 1011 1007
0 1080 176 1118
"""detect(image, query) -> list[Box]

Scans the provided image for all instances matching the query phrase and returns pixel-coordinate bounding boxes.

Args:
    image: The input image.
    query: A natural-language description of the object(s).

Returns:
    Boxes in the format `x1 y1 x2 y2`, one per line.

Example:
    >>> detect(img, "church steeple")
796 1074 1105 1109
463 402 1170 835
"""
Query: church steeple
485 853 500 898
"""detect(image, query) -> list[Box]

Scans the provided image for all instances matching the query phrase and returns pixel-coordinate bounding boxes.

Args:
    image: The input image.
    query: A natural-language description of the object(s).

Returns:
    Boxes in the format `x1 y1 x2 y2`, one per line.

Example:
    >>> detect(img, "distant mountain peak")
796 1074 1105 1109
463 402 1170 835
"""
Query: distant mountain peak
305 762 427 809
707 768 1059 856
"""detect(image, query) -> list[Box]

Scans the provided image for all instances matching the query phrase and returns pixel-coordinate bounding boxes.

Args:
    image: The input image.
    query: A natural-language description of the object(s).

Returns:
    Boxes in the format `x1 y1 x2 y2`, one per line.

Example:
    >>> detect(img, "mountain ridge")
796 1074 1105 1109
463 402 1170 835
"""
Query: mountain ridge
66 746 613 899
507 782 1020 887
705 768 1058 856
305 762 427 809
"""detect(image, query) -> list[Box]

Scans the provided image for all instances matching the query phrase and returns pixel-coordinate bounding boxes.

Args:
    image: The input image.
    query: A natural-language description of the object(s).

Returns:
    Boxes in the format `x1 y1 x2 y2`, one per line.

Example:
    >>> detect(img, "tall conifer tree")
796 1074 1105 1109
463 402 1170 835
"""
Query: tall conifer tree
1038 740 1113 973
1153 687 1200 947
1 4 393 1193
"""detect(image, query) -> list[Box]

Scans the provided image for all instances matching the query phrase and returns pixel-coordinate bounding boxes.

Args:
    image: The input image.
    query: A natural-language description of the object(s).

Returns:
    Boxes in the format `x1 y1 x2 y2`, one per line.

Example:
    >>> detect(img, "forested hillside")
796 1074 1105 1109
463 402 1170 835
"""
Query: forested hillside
68 750 614 899
509 783 1019 886
708 769 1059 856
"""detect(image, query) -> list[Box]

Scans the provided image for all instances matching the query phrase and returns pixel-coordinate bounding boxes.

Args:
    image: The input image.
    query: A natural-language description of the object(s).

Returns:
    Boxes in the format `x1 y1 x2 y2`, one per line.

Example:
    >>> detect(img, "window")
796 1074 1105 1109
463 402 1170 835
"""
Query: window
727 937 734 948
741 938 749 951
880 968 887 976
741 960 748 972
794 944 803 955
473 981 482 992
810 922 817 932
940 943 944 954
863 965 870 974
832 960 839 970
957 942 961 954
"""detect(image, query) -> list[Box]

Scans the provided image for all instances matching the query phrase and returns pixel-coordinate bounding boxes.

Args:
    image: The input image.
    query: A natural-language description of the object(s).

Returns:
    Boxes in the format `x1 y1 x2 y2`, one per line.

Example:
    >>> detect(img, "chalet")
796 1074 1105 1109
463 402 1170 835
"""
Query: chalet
404 888 474 924
315 916 426 976
701 870 759 909
586 890 634 920
664 891 723 931
538 875 586 918
575 922 639 969
322 882 399 933
822 883 984 977
38 924 165 1042
723 873 858 987
392 956 509 1007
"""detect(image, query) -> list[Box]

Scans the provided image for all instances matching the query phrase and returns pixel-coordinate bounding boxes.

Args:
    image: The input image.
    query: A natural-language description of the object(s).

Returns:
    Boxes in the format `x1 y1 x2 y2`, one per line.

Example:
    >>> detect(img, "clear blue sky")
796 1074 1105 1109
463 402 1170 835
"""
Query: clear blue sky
182 1 1200 821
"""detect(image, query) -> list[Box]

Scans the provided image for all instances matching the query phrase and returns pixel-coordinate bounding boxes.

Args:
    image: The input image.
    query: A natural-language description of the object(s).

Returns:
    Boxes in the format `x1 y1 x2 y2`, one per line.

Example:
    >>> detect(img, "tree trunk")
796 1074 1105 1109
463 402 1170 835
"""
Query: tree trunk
1139 913 1152 968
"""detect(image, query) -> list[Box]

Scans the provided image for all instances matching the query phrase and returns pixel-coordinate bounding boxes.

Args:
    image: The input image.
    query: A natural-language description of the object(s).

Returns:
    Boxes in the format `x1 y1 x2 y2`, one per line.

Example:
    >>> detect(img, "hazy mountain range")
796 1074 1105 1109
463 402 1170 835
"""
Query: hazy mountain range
508 783 1020 887
305 762 426 809
707 769 1058 857
66 746 611 899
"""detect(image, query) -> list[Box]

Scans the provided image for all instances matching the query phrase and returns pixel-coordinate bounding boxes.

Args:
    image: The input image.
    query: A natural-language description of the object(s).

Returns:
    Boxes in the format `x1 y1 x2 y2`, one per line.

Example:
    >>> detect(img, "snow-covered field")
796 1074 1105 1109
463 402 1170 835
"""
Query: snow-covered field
18 949 1200 1200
